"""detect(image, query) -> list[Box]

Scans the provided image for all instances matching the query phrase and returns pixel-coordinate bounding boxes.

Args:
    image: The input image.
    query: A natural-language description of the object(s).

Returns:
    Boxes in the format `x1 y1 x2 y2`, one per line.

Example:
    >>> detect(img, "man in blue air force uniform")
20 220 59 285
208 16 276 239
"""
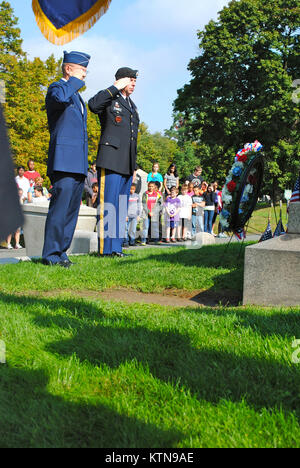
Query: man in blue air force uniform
88 67 140 257
42 50 91 267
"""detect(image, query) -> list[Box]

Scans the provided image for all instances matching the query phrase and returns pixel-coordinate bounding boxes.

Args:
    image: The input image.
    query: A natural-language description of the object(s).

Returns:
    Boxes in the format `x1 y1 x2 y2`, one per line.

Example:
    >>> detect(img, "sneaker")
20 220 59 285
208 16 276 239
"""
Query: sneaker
7 244 13 249
141 242 146 246
218 233 228 238
15 244 23 249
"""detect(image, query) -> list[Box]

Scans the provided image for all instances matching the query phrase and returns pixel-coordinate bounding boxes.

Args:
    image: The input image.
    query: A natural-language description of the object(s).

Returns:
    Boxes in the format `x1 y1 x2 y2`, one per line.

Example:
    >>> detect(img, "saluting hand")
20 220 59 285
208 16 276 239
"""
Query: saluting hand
114 77 131 90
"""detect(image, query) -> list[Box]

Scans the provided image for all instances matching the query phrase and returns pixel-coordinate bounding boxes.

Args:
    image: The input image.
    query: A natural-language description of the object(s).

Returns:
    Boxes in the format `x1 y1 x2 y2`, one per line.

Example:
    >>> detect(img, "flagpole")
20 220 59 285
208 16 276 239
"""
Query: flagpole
273 200 278 226
280 200 282 221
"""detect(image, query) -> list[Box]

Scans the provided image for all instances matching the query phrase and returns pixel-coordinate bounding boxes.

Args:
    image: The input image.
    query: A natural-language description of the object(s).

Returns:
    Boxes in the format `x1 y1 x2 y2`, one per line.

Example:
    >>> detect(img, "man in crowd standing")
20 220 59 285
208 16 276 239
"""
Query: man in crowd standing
15 166 30 201
186 166 204 188
24 159 41 188
88 67 140 257
42 50 91 267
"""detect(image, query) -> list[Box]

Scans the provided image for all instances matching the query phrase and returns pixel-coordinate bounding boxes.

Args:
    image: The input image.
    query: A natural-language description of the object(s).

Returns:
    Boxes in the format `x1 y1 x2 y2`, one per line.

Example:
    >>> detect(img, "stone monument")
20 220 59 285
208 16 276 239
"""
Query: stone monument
22 203 97 257
243 202 300 306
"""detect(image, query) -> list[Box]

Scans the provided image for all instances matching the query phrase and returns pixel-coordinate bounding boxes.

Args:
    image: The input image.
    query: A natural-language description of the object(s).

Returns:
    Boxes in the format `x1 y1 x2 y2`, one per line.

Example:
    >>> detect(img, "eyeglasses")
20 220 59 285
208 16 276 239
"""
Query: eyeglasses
69 65 89 74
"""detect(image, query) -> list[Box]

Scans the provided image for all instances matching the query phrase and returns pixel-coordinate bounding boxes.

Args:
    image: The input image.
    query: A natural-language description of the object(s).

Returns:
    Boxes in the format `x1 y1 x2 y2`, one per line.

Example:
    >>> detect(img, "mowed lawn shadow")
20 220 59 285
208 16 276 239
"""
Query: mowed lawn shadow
1 292 299 422
120 243 247 270
116 243 246 300
187 306 300 340
44 319 300 417
0 365 181 448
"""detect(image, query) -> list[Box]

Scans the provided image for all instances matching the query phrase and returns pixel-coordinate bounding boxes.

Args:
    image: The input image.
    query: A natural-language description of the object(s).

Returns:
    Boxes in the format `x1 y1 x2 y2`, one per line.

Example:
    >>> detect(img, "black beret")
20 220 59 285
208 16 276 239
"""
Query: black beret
115 67 138 80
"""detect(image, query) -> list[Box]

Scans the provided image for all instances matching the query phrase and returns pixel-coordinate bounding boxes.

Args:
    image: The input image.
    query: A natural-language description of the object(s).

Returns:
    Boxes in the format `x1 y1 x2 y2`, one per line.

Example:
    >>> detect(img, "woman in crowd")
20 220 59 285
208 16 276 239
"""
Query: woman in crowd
163 163 179 197
147 162 164 192
203 184 218 234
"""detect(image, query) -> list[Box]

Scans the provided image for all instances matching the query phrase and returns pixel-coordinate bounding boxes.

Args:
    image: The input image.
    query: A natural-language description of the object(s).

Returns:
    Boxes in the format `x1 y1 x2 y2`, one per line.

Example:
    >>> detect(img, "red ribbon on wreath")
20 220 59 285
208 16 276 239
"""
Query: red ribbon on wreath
237 153 248 163
227 181 237 192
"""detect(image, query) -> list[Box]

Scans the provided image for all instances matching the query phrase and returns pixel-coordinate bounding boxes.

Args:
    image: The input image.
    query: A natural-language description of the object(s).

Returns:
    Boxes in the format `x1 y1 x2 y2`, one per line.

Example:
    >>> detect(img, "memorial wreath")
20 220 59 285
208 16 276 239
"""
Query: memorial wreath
219 141 264 239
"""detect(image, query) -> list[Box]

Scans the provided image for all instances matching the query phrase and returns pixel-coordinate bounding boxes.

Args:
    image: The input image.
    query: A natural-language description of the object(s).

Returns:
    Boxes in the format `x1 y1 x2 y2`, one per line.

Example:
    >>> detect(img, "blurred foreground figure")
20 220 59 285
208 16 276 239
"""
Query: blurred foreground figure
0 103 23 242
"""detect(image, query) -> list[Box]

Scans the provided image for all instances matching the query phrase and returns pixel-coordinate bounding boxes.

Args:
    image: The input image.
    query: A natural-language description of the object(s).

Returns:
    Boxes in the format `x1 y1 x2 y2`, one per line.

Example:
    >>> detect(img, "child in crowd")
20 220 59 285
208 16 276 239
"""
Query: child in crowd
164 186 181 243
213 182 227 238
187 182 194 197
191 185 205 238
29 185 49 204
141 181 162 245
203 184 218 234
200 181 208 195
24 159 41 188
6 188 24 249
91 182 98 208
178 184 192 241
125 183 141 246
154 181 163 241
6 230 22 250
34 177 50 199
154 180 163 196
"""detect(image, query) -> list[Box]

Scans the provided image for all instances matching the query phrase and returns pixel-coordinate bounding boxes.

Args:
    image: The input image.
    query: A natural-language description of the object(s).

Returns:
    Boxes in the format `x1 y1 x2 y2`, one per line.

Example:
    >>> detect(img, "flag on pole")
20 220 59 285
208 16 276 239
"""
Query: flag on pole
0 103 24 241
273 219 286 237
258 221 273 243
290 176 300 203
32 0 112 45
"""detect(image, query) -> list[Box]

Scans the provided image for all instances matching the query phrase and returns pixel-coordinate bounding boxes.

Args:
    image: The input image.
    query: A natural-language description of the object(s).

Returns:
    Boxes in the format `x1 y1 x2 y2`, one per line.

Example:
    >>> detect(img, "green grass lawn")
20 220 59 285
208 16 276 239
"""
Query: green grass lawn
213 202 288 236
0 244 299 448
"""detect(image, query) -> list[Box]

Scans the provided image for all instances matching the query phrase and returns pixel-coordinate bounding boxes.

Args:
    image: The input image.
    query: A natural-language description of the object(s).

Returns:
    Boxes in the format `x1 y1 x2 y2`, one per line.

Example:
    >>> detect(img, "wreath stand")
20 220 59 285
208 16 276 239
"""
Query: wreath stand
219 147 265 263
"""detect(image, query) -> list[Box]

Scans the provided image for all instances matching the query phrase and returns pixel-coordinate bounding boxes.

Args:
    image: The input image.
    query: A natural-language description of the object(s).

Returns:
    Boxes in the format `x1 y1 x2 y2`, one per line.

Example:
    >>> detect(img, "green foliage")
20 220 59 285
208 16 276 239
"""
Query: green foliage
0 2 100 183
87 107 100 163
173 141 200 181
0 2 203 185
137 122 178 174
0 0 23 70
4 55 61 181
174 0 300 196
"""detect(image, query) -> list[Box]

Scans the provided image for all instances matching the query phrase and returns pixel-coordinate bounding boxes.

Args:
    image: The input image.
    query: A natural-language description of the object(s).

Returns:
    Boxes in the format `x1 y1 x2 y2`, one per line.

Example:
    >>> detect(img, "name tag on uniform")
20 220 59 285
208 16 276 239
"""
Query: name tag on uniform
113 102 122 113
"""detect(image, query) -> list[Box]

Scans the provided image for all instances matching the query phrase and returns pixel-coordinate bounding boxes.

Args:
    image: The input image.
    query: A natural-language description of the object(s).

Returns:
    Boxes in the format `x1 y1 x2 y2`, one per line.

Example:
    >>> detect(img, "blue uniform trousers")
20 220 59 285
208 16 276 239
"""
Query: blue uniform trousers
42 172 85 263
97 168 132 255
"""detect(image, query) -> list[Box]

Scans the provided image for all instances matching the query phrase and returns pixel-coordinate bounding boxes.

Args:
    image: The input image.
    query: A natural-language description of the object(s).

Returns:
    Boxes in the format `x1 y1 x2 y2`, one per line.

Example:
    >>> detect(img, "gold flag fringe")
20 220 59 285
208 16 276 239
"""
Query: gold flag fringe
32 0 112 45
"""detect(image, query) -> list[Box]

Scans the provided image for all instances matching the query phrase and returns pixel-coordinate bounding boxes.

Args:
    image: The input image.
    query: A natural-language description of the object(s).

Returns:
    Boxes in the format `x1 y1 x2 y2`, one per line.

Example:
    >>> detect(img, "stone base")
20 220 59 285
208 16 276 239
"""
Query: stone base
288 202 300 234
184 232 216 249
22 203 97 257
68 230 98 255
243 234 300 306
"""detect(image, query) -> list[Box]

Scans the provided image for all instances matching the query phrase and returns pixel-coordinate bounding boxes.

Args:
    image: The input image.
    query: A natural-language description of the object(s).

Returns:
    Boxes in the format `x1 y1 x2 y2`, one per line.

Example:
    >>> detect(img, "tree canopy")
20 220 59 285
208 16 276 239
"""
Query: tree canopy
174 0 300 195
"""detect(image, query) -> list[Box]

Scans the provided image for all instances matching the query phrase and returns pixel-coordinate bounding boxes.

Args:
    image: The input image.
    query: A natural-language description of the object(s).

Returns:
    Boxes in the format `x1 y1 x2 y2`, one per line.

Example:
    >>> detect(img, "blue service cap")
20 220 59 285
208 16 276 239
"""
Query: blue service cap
63 51 91 68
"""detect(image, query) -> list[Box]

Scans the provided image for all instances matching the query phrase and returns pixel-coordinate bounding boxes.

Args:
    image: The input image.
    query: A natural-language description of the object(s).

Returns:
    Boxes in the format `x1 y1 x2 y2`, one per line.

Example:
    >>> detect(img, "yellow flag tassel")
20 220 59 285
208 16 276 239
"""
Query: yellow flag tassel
32 0 112 45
